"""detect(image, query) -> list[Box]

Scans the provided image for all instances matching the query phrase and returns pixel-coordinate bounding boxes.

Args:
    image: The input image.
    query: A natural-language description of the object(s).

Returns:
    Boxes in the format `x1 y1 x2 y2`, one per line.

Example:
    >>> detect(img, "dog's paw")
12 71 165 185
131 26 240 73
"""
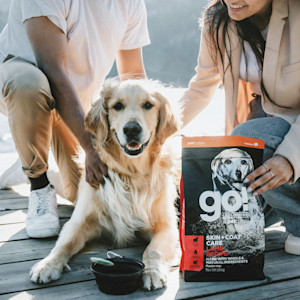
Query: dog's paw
30 257 64 284
142 268 167 291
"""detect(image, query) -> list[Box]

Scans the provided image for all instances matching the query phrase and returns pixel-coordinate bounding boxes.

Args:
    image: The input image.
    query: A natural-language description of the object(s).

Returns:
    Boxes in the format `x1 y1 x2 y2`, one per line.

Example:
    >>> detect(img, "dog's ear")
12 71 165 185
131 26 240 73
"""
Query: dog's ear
84 80 116 143
85 78 120 143
85 97 108 143
211 155 221 174
247 158 254 173
154 91 180 144
249 160 254 172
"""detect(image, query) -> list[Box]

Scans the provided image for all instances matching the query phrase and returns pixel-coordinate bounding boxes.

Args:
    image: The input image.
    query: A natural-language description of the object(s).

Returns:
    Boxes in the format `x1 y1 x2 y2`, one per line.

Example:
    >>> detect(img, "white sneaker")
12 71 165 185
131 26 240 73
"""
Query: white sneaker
26 184 60 238
0 158 29 189
285 234 300 256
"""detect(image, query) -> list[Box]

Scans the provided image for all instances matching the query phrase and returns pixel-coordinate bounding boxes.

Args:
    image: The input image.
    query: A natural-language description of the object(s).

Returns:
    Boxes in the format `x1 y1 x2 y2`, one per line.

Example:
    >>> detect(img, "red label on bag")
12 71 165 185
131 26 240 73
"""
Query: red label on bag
182 235 204 271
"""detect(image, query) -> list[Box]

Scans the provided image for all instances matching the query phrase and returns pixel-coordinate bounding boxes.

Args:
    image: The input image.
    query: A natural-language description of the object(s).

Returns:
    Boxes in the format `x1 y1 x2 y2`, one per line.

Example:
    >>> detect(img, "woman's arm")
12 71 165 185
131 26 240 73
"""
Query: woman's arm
179 22 222 128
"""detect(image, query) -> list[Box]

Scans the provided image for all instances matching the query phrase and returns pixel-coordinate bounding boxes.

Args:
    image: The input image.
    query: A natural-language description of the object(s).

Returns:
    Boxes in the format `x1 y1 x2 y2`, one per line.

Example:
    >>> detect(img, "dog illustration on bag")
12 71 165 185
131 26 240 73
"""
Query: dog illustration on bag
211 148 263 236
211 148 253 193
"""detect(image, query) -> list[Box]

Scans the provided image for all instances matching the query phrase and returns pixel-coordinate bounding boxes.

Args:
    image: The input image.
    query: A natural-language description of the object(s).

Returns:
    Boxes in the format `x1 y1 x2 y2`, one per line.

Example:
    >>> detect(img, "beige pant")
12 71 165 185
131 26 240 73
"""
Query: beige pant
0 56 81 202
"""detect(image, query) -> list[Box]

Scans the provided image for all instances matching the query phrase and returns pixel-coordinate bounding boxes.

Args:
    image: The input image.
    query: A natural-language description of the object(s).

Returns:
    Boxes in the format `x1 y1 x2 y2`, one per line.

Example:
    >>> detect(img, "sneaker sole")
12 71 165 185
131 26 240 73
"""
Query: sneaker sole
285 243 300 256
26 227 60 238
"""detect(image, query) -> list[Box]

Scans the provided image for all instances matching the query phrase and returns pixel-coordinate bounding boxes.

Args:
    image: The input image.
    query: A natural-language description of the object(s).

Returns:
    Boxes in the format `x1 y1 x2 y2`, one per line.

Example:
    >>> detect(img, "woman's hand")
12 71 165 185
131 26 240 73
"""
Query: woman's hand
244 155 294 196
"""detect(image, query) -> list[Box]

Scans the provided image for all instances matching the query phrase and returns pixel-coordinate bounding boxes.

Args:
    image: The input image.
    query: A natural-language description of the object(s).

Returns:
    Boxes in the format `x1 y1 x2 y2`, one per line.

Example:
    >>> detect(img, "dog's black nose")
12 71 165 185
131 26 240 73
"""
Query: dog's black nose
236 170 242 179
123 121 142 139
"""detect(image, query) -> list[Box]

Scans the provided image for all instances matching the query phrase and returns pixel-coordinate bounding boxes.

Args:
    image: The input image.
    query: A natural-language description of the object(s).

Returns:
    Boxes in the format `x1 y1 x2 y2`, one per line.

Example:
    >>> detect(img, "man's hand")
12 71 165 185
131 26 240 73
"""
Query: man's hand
84 144 108 188
244 155 294 195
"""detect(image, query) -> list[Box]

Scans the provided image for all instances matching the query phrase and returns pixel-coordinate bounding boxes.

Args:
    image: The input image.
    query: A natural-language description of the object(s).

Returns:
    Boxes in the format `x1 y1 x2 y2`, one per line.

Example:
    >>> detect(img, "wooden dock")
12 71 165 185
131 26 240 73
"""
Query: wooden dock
0 156 300 299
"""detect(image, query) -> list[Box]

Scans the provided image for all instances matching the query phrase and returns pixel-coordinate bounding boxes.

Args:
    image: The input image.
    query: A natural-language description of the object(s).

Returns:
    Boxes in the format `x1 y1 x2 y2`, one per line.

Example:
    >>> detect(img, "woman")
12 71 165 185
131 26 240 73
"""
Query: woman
179 0 300 255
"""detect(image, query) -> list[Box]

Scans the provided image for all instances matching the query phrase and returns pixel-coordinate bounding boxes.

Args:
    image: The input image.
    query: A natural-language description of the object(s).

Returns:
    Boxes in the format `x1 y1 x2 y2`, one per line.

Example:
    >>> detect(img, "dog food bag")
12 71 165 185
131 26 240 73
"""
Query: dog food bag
180 136 265 281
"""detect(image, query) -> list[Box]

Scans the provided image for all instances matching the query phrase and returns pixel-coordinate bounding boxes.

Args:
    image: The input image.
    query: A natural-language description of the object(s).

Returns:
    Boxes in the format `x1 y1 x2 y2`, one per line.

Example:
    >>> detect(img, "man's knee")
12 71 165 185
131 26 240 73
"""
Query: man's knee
231 118 291 161
231 118 290 139
3 65 55 111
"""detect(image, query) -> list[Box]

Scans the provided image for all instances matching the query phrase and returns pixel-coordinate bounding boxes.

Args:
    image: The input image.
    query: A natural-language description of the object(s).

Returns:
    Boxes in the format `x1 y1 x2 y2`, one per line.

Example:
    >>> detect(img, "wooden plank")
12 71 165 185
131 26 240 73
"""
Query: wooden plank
0 205 73 225
0 260 95 296
0 197 29 210
0 210 27 225
0 224 286 264
0 223 29 242
0 192 25 200
0 193 27 200
0 219 68 242
0 185 293 300
0 189 16 196
0 236 126 265
0 246 145 295
0 184 29 198
0 196 73 210
0 279 167 300
0 247 299 297
197 278 300 300
174 250 300 300
3 275 300 300
0 239 56 264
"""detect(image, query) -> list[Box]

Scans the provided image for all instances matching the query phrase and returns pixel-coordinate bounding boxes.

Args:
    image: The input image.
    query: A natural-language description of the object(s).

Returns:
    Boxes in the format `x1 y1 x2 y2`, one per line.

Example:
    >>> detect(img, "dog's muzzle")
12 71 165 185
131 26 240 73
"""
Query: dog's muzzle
224 175 244 185
116 121 150 156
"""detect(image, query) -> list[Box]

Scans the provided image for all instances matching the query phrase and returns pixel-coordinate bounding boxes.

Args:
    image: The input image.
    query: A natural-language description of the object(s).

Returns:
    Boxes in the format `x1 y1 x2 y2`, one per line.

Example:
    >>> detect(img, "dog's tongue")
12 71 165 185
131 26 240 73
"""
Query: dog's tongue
126 142 141 151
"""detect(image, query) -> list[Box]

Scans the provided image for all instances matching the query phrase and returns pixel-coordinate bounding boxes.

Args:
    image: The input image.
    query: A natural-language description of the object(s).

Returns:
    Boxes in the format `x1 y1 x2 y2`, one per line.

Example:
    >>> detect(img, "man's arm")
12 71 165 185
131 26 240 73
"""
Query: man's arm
116 48 147 80
25 16 107 186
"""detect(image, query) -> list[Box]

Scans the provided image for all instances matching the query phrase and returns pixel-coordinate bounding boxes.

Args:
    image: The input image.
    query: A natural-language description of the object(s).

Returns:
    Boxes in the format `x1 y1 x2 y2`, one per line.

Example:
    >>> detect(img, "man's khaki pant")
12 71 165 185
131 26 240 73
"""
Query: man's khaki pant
0 56 81 202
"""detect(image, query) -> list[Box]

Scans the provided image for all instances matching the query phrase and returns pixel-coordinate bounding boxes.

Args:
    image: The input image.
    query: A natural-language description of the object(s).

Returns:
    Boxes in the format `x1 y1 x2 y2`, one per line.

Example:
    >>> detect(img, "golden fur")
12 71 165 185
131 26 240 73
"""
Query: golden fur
30 79 181 290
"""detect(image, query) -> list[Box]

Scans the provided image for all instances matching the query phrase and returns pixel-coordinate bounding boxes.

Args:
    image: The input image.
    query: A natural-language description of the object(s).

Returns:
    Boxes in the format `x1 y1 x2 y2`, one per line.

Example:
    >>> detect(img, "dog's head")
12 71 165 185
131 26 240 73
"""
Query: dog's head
85 78 179 158
211 148 254 190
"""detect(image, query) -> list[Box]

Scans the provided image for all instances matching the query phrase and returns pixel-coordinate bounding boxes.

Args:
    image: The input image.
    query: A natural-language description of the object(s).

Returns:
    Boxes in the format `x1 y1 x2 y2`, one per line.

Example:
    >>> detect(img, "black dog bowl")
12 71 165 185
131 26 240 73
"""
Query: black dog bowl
91 257 144 295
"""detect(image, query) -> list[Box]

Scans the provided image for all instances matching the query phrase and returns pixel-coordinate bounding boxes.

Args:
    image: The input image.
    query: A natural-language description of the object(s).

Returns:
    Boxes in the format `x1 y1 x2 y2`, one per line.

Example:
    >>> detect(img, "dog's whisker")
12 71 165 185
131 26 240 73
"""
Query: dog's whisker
97 133 115 148
102 135 114 146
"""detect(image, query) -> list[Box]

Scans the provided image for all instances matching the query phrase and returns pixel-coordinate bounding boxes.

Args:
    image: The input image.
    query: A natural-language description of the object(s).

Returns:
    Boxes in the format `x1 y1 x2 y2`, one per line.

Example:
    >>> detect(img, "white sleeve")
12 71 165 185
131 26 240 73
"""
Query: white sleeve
20 0 69 35
119 0 150 50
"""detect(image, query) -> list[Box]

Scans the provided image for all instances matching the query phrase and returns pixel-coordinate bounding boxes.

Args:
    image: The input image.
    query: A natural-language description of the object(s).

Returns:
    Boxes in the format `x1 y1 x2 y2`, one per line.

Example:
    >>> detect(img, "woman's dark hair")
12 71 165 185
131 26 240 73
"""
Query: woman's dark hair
203 0 287 108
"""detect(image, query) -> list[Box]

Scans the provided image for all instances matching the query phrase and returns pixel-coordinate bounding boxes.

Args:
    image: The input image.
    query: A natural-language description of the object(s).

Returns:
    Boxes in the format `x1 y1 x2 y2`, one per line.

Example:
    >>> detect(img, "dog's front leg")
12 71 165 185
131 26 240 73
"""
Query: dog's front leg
142 223 179 290
30 211 100 284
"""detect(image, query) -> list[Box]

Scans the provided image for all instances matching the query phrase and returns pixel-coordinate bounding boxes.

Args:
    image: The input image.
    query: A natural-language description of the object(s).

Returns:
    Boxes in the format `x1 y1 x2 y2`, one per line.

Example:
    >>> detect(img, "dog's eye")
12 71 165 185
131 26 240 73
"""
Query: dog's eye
241 160 247 165
224 159 231 165
113 102 125 111
143 101 153 110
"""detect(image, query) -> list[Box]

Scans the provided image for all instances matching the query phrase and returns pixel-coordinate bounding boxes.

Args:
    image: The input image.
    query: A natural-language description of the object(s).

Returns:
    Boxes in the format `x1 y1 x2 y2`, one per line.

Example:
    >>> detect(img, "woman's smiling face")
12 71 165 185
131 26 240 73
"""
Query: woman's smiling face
223 0 272 22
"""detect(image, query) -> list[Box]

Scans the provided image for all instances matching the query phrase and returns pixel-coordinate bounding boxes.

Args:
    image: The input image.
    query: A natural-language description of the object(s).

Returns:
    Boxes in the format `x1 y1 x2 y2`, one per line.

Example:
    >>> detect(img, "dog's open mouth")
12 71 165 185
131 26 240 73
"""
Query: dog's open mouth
115 133 150 156
124 141 149 156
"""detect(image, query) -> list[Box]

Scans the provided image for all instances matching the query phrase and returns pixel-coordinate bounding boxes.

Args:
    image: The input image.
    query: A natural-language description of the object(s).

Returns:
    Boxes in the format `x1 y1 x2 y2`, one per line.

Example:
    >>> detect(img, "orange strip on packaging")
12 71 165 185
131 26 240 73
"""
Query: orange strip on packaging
182 136 265 149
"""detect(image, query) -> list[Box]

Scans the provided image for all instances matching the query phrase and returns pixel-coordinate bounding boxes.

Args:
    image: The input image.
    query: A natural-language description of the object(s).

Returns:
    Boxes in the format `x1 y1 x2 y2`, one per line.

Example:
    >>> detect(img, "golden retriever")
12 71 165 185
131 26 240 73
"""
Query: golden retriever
30 79 181 290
